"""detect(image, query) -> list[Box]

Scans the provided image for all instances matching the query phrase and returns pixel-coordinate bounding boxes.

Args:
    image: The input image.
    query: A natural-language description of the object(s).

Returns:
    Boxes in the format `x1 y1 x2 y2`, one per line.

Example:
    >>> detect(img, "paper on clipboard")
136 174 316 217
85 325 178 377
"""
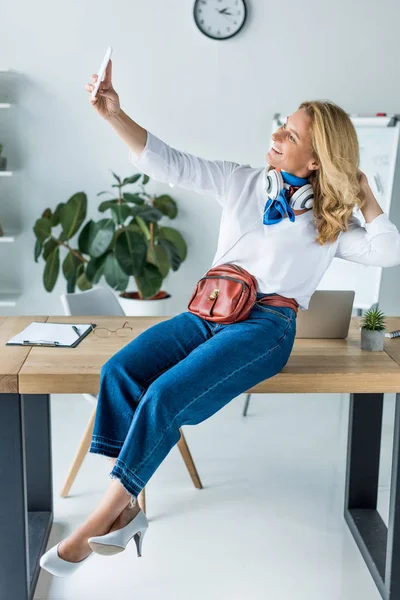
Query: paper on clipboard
6 321 94 347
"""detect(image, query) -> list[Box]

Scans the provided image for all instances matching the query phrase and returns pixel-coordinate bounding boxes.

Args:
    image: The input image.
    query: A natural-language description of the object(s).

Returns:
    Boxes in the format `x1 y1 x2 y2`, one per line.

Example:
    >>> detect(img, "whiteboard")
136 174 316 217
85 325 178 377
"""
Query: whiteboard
271 114 400 309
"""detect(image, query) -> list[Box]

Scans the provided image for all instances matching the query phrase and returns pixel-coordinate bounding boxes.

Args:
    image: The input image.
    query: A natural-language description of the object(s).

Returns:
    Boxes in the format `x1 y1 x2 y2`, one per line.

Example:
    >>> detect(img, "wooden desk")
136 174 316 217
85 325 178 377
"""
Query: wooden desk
1 315 400 600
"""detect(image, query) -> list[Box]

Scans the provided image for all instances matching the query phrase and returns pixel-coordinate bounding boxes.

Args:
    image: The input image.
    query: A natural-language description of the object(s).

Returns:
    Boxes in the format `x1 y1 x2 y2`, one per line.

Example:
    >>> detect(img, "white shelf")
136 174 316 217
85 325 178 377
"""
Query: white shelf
0 293 20 307
0 233 17 242
0 69 19 308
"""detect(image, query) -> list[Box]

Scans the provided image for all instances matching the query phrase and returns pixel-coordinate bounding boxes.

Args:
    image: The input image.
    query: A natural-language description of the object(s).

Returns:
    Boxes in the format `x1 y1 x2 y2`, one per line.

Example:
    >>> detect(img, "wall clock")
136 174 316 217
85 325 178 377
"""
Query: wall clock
193 0 247 40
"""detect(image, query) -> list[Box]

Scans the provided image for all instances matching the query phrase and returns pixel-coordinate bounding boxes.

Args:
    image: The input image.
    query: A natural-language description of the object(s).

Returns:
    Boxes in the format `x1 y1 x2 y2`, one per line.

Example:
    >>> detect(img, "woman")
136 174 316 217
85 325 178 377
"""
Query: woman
40 59 400 576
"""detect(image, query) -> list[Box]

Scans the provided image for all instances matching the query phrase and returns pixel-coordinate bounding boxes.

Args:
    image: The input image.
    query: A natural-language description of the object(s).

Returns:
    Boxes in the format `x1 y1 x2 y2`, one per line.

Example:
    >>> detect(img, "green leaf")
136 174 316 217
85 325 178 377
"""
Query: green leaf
153 194 178 219
76 271 92 291
122 192 145 205
34 238 43 262
59 192 87 240
78 220 96 255
97 191 114 196
43 247 60 292
136 263 163 299
135 216 150 240
33 217 52 243
122 173 141 185
124 222 142 234
115 230 147 276
42 208 52 220
111 203 133 226
112 171 121 184
62 251 81 279
98 199 119 212
51 203 65 227
130 205 164 223
66 269 77 293
148 243 170 278
43 237 58 260
361 308 386 331
142 175 150 185
158 226 187 261
88 218 115 258
158 238 181 271
85 252 109 283
147 244 157 265
150 221 161 237
104 253 129 290
66 263 84 293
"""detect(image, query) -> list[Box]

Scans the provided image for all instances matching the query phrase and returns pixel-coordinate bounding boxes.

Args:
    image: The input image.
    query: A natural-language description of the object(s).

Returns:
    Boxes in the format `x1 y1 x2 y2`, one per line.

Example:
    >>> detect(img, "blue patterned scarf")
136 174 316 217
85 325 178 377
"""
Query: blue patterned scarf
263 170 310 225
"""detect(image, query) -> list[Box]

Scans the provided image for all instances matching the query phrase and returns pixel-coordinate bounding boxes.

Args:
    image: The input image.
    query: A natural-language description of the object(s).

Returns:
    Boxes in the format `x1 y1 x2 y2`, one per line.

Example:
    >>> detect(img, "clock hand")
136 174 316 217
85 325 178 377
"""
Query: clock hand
216 7 233 15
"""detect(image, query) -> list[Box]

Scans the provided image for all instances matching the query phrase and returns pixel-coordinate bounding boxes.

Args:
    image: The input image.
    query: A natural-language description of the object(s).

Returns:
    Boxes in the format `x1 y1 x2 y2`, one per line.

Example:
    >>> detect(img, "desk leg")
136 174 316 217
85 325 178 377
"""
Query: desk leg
345 392 400 600
0 393 53 600
23 394 54 597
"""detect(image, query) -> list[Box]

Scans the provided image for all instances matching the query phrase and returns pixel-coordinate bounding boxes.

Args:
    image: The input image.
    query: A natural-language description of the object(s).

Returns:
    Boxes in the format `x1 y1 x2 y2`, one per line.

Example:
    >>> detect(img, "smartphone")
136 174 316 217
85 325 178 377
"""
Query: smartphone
91 46 113 99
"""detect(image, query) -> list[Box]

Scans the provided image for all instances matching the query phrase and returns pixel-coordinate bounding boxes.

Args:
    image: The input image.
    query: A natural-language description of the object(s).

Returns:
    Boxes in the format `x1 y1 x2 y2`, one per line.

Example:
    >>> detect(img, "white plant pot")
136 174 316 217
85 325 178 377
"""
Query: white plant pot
118 291 172 317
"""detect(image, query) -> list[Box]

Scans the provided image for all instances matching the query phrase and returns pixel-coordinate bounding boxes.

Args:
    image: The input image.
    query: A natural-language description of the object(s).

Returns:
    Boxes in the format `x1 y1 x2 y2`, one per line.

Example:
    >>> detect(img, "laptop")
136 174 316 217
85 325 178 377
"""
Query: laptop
296 290 355 339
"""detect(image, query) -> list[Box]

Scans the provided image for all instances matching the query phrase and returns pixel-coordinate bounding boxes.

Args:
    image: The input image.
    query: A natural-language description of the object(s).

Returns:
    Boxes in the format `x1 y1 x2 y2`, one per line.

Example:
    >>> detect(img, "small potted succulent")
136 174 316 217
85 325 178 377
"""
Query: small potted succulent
0 144 7 171
360 308 387 351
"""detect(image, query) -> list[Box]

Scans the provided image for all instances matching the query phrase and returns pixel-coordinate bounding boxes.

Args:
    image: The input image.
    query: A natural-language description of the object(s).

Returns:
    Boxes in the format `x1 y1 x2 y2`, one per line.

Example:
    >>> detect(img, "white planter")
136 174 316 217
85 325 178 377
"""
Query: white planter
118 291 172 317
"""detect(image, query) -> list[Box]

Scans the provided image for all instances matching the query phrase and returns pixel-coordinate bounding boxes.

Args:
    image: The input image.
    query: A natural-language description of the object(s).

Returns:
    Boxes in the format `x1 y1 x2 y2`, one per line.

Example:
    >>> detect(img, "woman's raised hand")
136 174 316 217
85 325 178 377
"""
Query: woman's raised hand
85 59 121 120
357 169 369 190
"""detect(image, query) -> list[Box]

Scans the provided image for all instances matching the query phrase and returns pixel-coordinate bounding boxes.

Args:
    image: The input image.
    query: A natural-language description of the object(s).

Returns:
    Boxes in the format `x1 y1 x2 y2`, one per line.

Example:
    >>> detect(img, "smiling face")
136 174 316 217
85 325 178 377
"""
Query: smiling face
266 108 319 178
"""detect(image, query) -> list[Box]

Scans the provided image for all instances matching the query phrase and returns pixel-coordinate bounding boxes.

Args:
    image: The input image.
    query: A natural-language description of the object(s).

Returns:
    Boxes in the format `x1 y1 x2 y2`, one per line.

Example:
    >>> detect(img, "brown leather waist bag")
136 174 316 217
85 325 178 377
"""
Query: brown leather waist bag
187 263 298 324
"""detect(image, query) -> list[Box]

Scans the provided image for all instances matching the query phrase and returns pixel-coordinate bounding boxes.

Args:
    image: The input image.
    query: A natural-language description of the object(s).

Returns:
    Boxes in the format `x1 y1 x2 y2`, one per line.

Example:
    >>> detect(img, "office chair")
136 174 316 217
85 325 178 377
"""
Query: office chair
59 285 203 513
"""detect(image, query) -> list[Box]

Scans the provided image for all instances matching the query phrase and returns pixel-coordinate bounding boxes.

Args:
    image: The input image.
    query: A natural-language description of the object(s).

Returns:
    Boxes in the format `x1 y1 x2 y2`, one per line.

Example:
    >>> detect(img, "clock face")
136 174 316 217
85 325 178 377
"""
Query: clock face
193 0 247 40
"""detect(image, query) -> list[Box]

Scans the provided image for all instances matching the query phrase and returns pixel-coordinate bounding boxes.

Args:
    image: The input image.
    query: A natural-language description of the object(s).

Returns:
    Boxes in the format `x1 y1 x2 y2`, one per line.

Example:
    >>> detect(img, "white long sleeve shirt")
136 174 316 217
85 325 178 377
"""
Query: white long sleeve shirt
129 131 400 310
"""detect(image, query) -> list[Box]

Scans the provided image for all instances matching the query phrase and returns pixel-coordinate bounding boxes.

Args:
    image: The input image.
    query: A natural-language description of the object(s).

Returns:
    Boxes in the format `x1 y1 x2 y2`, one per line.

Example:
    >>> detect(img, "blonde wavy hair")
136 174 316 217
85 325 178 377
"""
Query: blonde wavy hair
271 100 365 245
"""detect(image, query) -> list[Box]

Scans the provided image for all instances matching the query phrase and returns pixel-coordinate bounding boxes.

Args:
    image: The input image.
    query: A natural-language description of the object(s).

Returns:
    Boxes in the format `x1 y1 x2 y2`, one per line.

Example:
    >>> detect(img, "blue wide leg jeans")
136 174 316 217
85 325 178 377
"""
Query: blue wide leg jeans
89 293 297 499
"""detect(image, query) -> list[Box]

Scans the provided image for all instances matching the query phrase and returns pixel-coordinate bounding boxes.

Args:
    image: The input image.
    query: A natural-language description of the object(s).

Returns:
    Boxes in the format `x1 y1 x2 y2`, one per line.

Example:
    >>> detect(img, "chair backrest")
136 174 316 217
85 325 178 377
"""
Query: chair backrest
60 285 126 317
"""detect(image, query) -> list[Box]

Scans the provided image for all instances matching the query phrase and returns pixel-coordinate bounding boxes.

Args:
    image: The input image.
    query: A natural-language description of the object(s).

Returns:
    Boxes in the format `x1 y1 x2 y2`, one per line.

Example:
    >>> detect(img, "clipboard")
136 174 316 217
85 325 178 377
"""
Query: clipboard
6 321 97 348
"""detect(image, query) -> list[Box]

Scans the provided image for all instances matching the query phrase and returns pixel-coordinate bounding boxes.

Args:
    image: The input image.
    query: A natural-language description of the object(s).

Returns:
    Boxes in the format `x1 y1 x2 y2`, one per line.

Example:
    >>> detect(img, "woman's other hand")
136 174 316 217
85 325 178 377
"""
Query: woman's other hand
85 59 121 120
357 169 369 191
357 170 384 222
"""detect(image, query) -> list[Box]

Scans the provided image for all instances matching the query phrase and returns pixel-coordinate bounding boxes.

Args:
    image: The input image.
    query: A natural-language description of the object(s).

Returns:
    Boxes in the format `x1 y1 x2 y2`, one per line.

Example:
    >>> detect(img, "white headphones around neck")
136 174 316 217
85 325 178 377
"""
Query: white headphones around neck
265 168 314 210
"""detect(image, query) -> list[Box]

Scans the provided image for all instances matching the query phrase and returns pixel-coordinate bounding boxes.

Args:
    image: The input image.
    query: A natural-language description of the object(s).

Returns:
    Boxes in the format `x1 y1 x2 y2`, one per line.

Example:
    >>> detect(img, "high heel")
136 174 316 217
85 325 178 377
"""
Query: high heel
39 542 93 578
133 530 145 557
88 509 149 557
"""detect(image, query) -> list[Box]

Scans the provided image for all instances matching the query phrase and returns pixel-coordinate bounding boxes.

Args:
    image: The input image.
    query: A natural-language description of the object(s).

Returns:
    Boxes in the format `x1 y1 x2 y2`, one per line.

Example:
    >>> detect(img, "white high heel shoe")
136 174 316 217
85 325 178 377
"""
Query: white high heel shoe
39 542 93 577
88 509 149 556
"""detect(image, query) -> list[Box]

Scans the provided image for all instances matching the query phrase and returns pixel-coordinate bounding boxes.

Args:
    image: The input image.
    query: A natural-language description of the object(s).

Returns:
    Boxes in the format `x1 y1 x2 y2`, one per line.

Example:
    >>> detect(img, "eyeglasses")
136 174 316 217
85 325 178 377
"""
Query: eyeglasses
93 321 133 338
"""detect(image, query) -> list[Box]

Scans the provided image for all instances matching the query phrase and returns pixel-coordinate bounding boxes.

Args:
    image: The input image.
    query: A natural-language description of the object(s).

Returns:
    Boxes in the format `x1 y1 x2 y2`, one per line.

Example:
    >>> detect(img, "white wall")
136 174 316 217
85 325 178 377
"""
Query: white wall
1 0 400 316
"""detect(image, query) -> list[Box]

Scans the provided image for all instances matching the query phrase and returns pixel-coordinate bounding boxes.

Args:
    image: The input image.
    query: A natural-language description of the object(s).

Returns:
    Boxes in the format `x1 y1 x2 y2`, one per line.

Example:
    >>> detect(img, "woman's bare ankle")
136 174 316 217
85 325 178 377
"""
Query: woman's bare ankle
108 502 140 533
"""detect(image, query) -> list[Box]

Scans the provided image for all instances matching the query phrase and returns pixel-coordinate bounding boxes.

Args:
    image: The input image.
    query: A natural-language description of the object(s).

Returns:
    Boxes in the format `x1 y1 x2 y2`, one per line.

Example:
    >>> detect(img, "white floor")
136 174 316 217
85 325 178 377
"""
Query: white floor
33 392 396 600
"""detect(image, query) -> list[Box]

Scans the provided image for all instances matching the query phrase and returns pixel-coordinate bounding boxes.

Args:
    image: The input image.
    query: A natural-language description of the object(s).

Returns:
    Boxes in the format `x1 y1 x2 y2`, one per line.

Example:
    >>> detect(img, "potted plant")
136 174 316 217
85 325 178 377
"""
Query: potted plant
0 144 7 171
360 308 387 351
33 171 187 316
